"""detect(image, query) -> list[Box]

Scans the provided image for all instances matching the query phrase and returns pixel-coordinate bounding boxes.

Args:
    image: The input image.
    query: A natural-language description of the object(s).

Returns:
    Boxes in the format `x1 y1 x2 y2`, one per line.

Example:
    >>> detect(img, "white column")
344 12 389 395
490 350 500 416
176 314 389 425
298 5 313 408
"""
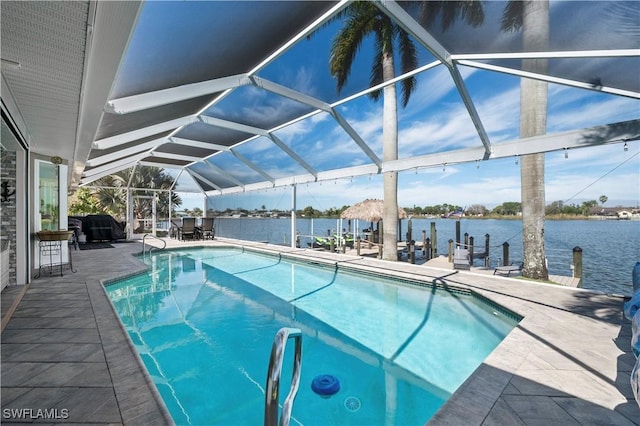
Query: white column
152 193 157 236
291 185 297 248
126 188 133 239
16 149 27 284
58 164 69 264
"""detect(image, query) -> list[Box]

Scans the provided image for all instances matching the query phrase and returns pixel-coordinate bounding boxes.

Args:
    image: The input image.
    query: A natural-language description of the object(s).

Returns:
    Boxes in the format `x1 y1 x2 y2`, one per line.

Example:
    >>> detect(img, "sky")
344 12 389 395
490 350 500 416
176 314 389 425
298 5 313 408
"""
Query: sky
177 141 639 213
142 1 639 213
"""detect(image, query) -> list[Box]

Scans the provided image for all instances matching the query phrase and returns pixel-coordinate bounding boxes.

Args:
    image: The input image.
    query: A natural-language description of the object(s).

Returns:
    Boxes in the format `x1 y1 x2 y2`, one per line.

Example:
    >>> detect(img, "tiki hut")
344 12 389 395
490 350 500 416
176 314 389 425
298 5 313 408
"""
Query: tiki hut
340 199 407 222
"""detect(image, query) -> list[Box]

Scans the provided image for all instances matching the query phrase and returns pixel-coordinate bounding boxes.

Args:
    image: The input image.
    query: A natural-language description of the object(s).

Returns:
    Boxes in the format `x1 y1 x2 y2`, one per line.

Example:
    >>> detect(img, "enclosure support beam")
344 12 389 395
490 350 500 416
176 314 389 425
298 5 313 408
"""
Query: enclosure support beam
291 184 297 249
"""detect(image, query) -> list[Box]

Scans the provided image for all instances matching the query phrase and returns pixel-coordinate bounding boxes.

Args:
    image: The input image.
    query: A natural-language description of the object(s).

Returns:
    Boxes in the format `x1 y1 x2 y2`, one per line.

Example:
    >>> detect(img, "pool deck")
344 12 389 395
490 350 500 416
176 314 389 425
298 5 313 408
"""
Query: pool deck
1 238 638 425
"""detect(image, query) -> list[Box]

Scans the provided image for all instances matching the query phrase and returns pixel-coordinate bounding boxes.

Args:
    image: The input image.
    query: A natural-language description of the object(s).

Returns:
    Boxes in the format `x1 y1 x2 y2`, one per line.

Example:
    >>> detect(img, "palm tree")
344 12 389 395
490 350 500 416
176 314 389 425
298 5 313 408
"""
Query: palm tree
94 167 181 222
501 1 550 280
93 173 128 219
328 1 483 260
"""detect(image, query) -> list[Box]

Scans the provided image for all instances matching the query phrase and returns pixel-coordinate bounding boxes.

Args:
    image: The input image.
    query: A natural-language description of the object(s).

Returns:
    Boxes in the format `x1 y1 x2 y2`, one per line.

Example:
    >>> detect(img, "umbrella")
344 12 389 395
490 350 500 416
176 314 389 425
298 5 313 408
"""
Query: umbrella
340 199 407 222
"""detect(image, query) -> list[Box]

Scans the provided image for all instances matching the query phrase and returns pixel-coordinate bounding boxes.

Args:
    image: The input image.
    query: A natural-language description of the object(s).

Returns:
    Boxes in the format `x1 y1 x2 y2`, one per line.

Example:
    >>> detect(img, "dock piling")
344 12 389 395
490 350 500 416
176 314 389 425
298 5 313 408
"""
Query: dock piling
422 230 427 259
502 242 510 266
572 246 583 284
485 234 490 267
430 222 437 258
425 238 431 261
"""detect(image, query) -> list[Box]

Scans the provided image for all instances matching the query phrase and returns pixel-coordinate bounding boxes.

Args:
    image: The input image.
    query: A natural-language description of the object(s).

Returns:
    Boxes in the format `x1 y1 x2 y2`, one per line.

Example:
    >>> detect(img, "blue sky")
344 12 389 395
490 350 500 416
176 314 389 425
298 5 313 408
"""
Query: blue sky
141 1 639 212
191 58 639 211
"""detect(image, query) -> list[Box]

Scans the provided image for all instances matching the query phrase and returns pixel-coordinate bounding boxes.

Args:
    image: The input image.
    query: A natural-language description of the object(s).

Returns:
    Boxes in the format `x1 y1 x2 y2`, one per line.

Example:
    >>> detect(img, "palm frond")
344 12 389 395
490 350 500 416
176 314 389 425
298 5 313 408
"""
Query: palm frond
459 1 485 28
501 0 524 33
416 0 485 31
329 5 378 94
369 42 384 102
398 30 418 107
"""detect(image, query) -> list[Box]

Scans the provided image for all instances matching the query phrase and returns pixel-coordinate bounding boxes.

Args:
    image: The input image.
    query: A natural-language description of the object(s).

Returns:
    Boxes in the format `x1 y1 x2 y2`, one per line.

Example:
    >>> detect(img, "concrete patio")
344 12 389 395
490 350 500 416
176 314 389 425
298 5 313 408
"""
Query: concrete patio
1 238 638 425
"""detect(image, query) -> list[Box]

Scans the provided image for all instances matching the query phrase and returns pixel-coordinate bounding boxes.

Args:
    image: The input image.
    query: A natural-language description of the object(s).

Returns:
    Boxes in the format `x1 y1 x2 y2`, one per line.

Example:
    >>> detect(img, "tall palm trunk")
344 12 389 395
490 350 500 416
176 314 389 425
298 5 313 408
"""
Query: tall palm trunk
520 1 549 280
382 51 399 261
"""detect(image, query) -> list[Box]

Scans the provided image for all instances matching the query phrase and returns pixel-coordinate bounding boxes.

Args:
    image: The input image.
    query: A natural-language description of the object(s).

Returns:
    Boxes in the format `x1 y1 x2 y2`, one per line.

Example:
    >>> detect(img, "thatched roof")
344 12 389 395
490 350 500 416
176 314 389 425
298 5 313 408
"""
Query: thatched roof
340 199 408 222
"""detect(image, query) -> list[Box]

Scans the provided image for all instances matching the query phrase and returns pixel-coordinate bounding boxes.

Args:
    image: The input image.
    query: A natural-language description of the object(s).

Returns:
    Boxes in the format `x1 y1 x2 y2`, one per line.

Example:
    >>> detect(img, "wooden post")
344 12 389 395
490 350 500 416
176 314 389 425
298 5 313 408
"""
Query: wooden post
409 240 416 264
469 236 475 267
425 238 431 261
455 221 461 247
430 222 437 258
378 244 383 259
356 236 361 256
329 237 335 253
464 232 469 249
448 239 454 262
407 219 412 242
422 230 427 258
573 246 583 283
485 234 490 267
502 242 510 266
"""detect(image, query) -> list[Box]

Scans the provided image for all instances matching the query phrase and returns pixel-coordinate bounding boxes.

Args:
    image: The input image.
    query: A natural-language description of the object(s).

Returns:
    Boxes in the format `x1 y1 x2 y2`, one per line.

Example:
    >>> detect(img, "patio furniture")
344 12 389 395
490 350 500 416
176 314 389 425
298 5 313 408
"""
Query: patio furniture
169 219 182 239
453 248 471 270
494 263 523 276
181 218 197 241
201 218 214 240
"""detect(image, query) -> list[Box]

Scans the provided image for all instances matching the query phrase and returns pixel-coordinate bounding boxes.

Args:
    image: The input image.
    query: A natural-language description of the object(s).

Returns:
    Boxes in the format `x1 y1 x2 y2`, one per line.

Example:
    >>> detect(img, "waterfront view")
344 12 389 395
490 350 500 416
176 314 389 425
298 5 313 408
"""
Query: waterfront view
213 217 639 297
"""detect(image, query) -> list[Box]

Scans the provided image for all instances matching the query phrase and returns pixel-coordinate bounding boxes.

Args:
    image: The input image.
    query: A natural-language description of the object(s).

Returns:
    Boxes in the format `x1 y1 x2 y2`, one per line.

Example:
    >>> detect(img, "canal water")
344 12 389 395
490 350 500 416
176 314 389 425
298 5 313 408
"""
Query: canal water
213 217 639 297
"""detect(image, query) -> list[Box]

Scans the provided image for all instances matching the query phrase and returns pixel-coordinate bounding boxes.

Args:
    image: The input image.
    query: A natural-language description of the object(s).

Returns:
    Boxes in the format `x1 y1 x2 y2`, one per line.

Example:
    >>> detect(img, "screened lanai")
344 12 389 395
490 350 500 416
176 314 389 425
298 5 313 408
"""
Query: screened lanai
75 0 639 201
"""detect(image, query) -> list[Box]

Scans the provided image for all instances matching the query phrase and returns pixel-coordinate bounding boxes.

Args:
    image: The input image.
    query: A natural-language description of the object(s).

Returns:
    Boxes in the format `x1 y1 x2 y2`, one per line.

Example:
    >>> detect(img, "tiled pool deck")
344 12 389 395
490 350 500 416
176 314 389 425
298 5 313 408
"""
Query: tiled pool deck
1 238 638 425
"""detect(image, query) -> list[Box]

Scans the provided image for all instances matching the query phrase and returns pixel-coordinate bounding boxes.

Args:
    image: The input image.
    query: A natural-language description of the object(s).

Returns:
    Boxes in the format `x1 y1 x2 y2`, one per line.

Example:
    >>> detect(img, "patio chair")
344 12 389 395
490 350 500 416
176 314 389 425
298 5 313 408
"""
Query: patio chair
201 217 215 240
453 247 471 270
181 217 196 241
169 219 182 239
494 262 523 277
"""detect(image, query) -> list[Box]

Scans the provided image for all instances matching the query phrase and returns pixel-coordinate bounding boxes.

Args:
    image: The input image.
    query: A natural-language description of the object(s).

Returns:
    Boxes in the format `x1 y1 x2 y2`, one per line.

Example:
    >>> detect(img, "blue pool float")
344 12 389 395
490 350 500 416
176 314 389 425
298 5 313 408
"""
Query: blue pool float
311 374 340 397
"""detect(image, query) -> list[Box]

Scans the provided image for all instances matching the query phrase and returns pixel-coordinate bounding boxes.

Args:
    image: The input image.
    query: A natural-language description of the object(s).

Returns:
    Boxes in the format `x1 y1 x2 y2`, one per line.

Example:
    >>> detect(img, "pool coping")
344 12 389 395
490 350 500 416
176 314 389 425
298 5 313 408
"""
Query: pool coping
3 238 637 425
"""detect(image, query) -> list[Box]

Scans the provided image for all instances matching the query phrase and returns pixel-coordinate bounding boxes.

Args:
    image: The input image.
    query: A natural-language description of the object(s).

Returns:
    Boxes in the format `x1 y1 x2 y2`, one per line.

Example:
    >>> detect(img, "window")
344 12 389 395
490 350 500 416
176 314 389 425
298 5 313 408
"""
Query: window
37 161 59 231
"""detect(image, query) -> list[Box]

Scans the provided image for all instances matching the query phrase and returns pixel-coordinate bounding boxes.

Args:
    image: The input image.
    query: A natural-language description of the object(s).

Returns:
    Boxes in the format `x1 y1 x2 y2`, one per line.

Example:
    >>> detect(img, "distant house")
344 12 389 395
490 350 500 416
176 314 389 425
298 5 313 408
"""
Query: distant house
589 207 639 219
618 210 634 219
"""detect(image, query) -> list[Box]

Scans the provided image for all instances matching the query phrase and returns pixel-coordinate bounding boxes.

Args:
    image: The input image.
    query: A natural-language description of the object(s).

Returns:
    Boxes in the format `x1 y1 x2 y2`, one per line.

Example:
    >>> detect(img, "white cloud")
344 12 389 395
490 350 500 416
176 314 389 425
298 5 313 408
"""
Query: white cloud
549 94 639 131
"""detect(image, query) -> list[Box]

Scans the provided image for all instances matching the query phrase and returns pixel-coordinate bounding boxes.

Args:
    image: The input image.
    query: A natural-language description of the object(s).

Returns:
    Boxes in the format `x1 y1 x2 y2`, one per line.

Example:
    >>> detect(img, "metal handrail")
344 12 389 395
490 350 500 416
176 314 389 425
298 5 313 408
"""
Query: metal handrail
141 234 167 254
264 327 302 426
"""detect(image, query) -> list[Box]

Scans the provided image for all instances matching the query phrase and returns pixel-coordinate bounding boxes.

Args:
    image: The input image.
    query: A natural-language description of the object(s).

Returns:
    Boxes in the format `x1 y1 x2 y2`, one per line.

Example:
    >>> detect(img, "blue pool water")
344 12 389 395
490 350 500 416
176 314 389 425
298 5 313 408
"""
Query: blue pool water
105 247 519 425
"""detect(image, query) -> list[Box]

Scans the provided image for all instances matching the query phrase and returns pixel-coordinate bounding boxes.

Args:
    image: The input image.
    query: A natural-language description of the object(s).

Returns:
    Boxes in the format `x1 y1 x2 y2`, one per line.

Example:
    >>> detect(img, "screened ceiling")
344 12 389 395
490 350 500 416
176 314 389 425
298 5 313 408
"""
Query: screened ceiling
80 0 640 195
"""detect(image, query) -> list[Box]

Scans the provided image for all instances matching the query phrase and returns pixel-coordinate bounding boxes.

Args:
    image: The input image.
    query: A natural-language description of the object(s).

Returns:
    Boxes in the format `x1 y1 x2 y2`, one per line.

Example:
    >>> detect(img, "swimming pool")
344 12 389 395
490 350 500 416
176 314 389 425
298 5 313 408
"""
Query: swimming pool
105 247 519 425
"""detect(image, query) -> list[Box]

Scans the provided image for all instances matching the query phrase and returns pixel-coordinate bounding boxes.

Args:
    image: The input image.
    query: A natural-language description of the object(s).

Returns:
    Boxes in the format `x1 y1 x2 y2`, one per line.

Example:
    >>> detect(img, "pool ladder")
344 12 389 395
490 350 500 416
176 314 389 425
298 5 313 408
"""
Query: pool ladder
141 234 167 254
264 328 302 426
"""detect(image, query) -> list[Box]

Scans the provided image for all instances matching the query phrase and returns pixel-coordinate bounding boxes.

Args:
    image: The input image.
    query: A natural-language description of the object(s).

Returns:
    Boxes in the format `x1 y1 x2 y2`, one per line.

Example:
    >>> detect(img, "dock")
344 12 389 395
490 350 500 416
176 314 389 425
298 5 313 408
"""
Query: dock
349 242 583 288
